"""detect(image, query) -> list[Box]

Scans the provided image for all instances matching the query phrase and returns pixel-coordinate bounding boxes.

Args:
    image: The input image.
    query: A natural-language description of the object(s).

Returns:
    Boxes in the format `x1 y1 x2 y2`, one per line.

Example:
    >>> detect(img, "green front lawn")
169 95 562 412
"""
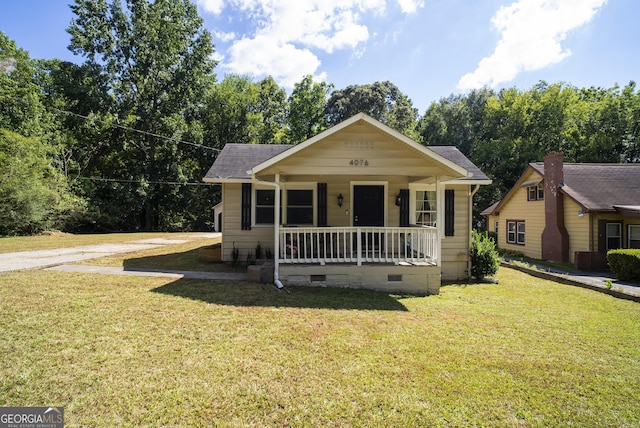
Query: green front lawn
1 263 639 426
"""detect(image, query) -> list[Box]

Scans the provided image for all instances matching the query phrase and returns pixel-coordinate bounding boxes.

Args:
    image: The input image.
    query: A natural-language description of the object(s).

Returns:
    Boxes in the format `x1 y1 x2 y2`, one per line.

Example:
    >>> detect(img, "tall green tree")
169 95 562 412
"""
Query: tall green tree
325 81 418 137
286 75 333 143
0 33 82 235
67 0 216 230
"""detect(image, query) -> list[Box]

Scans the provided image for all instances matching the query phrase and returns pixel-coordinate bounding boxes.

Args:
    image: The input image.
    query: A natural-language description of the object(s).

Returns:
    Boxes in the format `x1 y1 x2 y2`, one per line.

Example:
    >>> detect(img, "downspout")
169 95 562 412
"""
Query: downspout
468 184 480 278
254 174 284 289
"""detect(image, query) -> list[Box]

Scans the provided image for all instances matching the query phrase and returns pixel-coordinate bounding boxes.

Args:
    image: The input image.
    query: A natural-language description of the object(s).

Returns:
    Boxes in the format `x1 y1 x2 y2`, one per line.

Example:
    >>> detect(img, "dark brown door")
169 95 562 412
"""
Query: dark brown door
353 185 384 226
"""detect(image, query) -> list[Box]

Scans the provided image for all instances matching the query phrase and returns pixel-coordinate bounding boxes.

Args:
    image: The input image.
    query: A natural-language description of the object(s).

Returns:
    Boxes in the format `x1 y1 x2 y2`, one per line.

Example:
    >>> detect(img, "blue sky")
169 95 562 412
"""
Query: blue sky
1 0 638 112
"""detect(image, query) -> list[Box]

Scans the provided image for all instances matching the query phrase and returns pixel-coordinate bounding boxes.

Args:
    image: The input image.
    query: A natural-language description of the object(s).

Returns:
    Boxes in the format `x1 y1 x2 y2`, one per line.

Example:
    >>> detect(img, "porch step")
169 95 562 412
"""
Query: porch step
247 263 274 284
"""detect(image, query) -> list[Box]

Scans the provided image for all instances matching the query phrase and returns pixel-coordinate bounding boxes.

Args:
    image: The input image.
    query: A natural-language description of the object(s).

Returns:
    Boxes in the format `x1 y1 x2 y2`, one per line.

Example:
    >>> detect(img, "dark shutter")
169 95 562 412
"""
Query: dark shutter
445 189 455 236
318 183 327 226
241 183 252 230
399 189 409 227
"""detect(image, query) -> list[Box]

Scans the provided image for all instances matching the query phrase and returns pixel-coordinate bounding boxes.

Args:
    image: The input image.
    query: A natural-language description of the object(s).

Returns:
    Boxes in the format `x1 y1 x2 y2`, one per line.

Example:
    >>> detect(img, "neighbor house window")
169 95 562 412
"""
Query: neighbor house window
628 225 640 249
507 220 525 245
494 220 499 239
255 189 275 224
415 190 437 227
528 182 544 201
606 223 622 250
286 189 313 225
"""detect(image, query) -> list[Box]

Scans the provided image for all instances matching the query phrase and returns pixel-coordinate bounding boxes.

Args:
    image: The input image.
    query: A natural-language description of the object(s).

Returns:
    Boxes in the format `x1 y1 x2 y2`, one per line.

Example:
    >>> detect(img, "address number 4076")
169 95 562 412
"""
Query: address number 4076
349 159 369 166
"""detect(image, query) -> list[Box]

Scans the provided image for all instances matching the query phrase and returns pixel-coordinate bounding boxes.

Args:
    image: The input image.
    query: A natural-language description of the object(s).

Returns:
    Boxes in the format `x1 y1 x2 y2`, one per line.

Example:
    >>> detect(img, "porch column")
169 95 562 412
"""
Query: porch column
274 173 281 283
436 178 443 267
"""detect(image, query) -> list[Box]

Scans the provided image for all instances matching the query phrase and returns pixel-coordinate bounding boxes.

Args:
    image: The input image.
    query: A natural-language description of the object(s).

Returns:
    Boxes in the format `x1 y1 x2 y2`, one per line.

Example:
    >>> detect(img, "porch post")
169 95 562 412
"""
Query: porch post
274 173 281 283
436 178 443 267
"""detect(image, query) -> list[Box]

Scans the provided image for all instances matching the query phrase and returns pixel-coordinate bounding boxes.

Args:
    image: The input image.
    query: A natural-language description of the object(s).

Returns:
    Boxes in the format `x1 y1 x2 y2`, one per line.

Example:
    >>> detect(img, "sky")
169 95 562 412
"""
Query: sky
1 0 638 112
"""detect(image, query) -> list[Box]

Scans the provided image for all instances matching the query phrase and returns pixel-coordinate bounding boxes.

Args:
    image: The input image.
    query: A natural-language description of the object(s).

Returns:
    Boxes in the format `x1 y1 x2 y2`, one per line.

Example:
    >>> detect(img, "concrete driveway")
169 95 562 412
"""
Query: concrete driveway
0 233 221 273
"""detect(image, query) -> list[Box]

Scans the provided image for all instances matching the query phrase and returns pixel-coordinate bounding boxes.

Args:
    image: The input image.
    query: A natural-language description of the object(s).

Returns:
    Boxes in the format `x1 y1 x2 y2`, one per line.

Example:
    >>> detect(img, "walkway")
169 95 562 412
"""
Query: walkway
45 264 247 280
502 261 640 302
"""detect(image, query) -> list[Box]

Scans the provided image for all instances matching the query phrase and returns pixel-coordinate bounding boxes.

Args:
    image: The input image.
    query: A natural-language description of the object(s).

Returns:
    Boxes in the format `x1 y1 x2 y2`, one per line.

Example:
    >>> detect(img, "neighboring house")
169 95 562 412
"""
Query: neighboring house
203 113 491 294
482 152 640 270
212 202 223 232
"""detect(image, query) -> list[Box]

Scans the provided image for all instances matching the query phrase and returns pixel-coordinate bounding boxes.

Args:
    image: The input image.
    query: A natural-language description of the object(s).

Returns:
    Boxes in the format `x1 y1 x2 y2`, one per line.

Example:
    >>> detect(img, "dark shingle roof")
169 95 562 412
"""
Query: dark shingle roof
531 162 640 211
203 144 292 180
428 146 490 181
203 143 488 182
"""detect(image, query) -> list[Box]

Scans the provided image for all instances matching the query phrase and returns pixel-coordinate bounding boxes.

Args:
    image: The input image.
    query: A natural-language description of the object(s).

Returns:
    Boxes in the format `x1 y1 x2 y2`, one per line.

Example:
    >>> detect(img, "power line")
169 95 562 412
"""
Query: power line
78 176 220 186
0 92 221 153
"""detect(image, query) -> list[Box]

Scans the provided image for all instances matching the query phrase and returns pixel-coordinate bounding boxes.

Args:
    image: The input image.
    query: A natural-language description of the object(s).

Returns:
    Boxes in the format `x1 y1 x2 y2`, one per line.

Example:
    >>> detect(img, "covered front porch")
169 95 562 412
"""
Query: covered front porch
279 226 438 266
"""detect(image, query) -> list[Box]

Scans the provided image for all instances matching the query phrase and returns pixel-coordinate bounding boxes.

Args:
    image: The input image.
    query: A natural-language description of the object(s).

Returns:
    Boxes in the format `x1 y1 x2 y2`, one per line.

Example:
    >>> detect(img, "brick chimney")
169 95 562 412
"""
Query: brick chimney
541 152 569 262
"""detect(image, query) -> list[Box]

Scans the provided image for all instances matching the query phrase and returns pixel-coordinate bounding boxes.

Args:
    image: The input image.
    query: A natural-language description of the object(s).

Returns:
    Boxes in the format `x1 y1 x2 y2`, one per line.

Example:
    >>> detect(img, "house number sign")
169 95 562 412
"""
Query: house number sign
349 159 369 166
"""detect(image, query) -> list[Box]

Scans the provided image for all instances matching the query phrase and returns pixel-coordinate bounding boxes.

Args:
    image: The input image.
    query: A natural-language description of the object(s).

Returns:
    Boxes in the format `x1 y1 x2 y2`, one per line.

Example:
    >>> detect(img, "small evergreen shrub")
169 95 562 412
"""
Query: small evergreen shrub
470 230 500 279
607 249 640 282
231 243 239 266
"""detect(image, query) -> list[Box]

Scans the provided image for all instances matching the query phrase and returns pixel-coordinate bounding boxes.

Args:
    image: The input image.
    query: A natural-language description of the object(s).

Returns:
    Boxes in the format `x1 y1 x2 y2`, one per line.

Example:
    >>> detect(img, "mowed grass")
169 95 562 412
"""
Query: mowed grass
1 245 639 426
0 231 215 254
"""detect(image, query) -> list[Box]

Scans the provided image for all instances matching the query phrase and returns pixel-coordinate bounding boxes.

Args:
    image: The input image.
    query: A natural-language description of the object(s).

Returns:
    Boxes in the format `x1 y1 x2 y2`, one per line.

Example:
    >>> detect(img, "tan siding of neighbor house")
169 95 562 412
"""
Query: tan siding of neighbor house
494 170 545 259
563 197 590 263
441 184 472 281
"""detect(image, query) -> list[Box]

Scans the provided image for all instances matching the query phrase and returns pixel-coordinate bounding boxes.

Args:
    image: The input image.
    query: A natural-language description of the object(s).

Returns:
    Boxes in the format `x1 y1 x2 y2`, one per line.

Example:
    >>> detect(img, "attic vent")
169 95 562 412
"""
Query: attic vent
388 274 403 282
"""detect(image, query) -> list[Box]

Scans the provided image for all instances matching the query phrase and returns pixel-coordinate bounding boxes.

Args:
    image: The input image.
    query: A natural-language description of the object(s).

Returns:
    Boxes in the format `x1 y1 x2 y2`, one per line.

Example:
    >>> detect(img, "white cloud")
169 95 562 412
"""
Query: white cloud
225 35 323 87
196 0 224 15
396 0 424 14
214 30 236 42
216 0 418 88
457 0 608 90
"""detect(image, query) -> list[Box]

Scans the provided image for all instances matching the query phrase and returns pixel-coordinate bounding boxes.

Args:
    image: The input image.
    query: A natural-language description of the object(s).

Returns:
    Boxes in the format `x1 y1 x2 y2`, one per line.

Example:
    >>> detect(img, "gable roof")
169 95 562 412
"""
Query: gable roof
203 114 489 184
483 161 640 215
250 113 469 179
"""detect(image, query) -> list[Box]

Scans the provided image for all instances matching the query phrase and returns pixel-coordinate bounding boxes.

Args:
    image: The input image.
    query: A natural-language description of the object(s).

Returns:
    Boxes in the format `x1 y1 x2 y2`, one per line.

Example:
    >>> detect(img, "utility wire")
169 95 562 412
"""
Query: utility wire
0 92 221 152
78 176 219 186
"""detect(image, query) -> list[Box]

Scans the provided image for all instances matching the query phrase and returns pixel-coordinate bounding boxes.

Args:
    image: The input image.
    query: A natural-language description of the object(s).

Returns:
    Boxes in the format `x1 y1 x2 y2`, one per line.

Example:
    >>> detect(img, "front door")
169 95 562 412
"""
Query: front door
353 185 384 226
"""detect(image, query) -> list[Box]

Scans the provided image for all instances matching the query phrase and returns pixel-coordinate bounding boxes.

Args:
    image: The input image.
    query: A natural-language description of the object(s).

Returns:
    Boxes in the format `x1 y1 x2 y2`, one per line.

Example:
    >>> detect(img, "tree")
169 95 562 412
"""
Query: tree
67 0 216 230
286 75 333 143
0 31 47 137
325 81 418 137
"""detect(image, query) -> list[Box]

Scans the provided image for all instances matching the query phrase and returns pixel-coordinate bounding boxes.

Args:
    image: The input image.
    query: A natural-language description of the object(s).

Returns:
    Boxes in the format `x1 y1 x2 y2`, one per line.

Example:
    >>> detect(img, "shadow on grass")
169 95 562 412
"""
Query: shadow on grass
151 280 409 311
123 245 244 273
126 246 409 310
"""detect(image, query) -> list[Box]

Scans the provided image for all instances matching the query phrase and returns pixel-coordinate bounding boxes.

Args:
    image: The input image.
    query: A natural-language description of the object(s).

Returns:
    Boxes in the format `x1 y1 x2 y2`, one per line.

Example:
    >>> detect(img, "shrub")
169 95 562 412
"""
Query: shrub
607 249 640 282
470 230 500 279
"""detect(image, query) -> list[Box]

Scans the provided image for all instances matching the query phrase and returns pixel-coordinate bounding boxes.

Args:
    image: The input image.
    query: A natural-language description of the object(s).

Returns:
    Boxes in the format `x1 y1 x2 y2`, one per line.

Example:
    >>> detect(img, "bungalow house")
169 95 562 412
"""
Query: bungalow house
482 152 640 270
203 113 491 294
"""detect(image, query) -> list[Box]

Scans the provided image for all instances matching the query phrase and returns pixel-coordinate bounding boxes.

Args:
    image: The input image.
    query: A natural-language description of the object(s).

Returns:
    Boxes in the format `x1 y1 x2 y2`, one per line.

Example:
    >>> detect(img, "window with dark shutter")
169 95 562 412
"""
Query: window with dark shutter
241 183 252 230
445 189 455 236
317 183 327 226
399 188 409 227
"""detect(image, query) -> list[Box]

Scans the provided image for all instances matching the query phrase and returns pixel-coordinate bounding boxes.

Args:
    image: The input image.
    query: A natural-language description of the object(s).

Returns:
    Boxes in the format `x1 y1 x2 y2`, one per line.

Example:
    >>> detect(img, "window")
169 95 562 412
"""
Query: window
494 220 499 239
287 189 313 225
606 223 622 250
415 190 437 226
528 182 544 201
628 225 640 249
255 189 275 224
537 182 544 200
507 220 525 245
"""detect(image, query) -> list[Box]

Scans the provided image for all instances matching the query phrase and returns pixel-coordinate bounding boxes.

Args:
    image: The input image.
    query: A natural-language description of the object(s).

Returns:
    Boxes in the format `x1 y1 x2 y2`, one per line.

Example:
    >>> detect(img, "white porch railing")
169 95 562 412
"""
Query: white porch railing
279 226 438 266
